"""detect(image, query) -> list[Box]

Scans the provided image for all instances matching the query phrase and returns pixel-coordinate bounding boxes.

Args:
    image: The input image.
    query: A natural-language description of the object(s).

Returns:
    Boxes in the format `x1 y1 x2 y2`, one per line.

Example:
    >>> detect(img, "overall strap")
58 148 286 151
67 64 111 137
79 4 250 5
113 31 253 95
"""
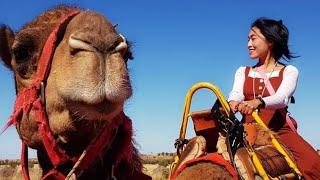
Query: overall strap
256 66 297 133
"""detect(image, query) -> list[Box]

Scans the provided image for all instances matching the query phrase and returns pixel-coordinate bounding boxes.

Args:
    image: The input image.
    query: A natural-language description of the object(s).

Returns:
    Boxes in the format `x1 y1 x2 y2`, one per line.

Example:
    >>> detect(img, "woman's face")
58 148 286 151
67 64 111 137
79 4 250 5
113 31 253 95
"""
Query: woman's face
247 27 272 60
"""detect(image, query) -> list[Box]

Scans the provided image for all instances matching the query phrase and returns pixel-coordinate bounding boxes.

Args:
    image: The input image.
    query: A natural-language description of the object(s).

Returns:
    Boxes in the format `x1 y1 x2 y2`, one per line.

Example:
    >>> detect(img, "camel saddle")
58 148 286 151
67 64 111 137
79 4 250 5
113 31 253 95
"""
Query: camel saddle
218 123 296 179
190 110 296 179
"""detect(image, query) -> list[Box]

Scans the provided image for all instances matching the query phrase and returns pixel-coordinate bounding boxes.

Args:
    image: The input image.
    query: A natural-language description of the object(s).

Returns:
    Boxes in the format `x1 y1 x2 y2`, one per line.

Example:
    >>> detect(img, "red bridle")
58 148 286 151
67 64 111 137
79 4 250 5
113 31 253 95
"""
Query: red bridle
1 10 132 180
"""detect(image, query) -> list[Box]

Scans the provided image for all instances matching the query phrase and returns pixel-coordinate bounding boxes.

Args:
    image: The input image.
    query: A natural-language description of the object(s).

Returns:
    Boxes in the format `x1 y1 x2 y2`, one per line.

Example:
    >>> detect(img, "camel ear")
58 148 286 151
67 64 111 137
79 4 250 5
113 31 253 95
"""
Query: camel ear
0 25 15 70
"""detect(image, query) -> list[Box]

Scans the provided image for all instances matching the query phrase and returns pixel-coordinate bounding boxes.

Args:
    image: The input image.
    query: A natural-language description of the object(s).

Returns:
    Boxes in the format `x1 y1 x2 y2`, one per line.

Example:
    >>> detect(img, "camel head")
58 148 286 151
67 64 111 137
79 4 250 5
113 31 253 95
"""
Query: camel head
0 6 141 178
0 5 133 148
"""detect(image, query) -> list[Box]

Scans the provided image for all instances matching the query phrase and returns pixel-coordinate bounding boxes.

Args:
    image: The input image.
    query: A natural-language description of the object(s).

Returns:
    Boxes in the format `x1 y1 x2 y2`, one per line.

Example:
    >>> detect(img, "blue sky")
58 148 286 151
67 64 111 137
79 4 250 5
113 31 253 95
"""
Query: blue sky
0 1 319 159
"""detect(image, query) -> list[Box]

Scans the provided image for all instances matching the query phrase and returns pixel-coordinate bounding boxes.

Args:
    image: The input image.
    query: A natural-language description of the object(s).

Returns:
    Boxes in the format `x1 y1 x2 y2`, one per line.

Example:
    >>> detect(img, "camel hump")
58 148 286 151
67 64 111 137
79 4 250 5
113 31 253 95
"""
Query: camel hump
172 136 207 175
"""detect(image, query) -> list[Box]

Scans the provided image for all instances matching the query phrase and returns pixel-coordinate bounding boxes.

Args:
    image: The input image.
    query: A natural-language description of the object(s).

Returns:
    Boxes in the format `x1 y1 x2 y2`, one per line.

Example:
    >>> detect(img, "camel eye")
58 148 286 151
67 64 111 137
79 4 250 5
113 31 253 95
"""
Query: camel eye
13 47 30 63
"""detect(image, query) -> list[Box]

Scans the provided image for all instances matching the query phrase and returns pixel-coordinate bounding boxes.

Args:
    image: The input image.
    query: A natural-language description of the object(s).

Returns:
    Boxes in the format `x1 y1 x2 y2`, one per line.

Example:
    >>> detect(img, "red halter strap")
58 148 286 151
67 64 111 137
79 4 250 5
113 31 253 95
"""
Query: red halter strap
1 10 80 180
23 9 81 165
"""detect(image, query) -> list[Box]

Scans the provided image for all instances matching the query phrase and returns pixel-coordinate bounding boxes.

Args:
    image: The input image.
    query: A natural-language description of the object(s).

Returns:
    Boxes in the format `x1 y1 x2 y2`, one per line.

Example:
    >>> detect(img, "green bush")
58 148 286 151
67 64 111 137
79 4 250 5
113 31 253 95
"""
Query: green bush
8 161 19 169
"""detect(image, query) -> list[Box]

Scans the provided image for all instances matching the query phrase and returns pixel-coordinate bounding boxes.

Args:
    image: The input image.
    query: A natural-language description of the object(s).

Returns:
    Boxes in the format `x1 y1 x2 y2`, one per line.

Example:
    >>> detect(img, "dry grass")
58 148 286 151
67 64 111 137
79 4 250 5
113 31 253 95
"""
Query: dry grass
141 154 174 180
0 164 42 180
0 154 174 180
143 164 168 180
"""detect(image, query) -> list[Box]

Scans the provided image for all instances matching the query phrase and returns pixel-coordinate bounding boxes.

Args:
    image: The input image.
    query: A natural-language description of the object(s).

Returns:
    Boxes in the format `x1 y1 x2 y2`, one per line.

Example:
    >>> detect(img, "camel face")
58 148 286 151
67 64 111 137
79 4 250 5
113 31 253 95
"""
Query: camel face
49 11 132 121
0 6 132 148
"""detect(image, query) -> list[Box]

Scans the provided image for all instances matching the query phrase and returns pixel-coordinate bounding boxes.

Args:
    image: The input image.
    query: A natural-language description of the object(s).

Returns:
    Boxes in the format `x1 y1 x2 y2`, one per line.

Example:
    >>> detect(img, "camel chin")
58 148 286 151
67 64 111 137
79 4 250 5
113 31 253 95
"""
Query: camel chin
68 100 124 121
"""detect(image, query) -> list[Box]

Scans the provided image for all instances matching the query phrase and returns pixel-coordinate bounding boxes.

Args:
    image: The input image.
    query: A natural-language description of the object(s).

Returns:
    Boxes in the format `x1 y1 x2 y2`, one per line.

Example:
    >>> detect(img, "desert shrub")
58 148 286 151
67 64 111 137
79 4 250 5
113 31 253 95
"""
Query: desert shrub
152 166 169 179
142 158 158 164
29 161 35 168
158 157 174 167
8 161 18 169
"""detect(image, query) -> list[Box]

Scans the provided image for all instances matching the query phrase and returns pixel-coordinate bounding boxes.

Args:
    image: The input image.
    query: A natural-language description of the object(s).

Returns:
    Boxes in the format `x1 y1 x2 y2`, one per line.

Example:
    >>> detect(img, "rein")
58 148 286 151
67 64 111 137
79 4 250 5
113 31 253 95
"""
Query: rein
1 10 131 180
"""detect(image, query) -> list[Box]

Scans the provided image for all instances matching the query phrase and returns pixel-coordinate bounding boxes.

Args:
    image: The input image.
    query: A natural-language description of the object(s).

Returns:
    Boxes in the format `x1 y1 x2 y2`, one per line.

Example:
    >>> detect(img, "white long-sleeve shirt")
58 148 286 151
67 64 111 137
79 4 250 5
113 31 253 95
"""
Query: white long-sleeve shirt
228 65 298 109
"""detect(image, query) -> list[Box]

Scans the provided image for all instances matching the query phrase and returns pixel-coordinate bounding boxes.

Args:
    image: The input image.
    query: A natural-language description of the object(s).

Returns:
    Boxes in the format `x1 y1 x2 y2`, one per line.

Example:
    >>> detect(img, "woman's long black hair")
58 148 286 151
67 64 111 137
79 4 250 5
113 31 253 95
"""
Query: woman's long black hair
251 17 298 61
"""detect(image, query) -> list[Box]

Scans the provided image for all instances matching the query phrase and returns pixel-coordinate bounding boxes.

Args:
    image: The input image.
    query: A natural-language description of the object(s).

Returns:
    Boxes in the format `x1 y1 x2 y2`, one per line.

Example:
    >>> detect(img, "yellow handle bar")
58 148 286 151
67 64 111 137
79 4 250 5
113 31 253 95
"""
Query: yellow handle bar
177 82 231 155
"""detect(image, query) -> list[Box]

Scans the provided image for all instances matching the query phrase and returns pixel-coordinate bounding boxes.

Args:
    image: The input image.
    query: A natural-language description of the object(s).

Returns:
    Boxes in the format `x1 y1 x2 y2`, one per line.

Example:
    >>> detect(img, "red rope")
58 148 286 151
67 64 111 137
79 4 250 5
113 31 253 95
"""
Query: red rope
78 112 133 170
21 143 30 180
1 10 80 180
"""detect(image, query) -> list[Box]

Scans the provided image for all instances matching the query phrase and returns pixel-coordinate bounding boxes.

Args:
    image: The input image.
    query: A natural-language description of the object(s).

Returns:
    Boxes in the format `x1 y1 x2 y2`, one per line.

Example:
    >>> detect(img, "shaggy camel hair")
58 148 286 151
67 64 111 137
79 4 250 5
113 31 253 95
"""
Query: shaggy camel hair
176 162 233 180
0 5 149 179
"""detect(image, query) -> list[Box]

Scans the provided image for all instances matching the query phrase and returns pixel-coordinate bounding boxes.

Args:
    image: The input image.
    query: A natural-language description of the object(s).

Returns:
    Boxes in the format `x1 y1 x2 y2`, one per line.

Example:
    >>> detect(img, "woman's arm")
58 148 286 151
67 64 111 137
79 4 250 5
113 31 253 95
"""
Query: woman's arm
228 67 246 103
228 67 246 112
263 65 298 109
236 65 298 115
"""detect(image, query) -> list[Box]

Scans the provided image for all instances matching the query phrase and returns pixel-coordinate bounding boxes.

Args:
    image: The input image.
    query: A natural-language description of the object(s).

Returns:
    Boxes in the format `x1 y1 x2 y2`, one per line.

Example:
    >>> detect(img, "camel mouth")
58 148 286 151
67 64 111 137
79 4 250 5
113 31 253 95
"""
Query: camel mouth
68 99 123 121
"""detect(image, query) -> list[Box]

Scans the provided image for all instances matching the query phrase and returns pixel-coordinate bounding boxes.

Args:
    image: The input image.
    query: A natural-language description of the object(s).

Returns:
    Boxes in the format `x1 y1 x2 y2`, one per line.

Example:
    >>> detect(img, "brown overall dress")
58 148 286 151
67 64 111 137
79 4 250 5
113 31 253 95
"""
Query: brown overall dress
242 66 320 180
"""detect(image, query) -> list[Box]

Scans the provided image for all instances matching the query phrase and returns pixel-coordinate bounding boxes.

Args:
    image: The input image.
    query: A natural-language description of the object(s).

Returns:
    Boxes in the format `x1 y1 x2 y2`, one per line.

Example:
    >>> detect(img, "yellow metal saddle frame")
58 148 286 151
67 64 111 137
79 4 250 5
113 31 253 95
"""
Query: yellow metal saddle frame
169 82 302 180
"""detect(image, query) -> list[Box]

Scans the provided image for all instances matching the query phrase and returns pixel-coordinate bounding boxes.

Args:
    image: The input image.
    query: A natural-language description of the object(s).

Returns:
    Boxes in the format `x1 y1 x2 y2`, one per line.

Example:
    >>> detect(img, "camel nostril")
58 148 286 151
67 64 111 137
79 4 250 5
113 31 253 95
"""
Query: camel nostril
115 41 128 56
69 36 96 54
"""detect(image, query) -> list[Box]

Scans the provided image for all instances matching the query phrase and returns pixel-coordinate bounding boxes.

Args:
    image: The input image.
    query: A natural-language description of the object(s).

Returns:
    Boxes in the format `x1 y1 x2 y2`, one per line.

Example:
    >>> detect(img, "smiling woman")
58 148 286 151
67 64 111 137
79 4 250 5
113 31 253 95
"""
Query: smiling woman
228 17 320 179
0 5 150 180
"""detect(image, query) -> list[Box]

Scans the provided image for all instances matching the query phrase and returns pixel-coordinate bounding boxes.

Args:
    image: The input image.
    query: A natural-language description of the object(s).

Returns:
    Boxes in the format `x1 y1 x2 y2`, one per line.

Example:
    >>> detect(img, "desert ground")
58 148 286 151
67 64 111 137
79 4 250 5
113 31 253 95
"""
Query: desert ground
0 153 174 180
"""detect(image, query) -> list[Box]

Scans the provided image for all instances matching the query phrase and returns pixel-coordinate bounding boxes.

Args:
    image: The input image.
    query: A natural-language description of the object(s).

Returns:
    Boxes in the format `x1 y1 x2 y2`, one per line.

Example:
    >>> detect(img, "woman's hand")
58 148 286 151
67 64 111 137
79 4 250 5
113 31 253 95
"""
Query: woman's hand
229 100 240 113
238 99 262 115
